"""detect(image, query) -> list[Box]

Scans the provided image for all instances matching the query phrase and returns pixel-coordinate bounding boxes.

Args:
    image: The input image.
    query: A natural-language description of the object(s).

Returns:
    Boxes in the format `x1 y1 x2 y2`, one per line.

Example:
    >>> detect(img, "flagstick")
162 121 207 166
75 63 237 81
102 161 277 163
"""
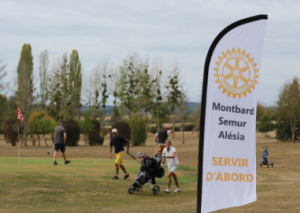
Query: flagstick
18 118 20 165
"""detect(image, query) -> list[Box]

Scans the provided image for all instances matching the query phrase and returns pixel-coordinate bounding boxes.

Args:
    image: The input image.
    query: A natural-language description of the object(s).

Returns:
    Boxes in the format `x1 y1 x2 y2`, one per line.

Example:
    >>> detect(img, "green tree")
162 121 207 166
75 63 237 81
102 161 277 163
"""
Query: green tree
48 54 69 121
111 68 121 122
118 52 143 117
99 60 112 132
276 77 300 142
65 119 80 146
166 65 183 138
79 110 95 146
88 120 104 146
256 102 265 121
257 115 275 138
5 96 18 119
152 103 170 124
178 92 189 144
191 104 201 136
140 64 155 135
152 66 163 129
0 58 8 93
69 50 82 119
3 118 24 146
39 50 49 110
0 94 8 133
128 114 147 146
16 43 34 146
28 111 57 146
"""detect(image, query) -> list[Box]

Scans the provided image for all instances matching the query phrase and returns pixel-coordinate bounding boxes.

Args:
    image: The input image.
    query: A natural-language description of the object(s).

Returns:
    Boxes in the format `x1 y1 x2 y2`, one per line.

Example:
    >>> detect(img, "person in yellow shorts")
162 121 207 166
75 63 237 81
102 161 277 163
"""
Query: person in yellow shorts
109 128 131 180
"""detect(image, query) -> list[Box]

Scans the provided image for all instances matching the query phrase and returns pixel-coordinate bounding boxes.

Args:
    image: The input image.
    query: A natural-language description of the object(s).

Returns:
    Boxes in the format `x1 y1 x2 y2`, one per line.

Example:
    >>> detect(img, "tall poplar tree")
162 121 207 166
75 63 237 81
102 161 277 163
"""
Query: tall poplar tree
0 58 8 93
69 50 82 119
16 43 34 146
166 65 183 138
99 60 112 131
48 54 69 121
39 50 49 110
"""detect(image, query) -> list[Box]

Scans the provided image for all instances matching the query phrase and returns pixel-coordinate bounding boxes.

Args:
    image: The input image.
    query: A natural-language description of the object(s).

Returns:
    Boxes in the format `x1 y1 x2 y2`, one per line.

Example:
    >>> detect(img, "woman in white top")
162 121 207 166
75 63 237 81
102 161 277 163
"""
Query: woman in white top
162 139 180 193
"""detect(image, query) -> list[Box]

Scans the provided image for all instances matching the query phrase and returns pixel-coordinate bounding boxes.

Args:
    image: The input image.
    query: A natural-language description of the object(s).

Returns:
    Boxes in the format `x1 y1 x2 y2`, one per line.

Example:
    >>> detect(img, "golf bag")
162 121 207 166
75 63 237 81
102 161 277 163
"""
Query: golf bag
128 153 165 195
260 146 274 168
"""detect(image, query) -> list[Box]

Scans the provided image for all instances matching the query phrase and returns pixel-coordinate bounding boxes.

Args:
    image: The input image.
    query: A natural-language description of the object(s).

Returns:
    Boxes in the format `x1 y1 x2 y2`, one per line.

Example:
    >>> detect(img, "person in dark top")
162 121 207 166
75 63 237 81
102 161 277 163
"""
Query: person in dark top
155 125 173 166
109 128 130 180
53 120 71 165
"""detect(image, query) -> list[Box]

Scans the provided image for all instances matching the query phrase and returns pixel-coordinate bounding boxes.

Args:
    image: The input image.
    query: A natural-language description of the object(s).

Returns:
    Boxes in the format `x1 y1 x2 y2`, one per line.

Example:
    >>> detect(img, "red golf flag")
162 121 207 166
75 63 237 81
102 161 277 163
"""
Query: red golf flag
17 107 24 122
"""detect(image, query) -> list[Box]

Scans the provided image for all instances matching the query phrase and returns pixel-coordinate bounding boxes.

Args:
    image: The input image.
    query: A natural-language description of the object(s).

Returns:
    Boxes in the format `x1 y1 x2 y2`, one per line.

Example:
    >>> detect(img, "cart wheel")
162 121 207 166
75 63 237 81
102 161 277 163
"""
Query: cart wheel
153 186 160 195
271 163 274 167
267 163 269 168
260 163 262 167
128 184 135 194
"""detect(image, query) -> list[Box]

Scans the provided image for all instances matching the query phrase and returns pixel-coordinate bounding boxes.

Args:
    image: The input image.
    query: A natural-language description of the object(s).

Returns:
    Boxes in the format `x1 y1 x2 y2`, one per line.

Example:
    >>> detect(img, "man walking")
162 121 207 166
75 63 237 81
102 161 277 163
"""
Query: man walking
109 128 130 180
53 120 71 165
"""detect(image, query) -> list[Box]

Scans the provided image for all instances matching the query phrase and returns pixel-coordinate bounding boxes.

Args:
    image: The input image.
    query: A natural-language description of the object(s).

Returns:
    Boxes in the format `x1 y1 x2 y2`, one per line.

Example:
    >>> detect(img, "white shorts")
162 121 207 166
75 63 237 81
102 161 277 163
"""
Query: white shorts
168 165 178 174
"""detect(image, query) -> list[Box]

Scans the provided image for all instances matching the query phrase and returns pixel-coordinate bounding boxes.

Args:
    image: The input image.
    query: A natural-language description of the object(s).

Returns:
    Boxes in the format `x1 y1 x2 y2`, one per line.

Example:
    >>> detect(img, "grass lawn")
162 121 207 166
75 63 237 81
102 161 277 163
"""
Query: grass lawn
1 132 300 212
0 157 197 213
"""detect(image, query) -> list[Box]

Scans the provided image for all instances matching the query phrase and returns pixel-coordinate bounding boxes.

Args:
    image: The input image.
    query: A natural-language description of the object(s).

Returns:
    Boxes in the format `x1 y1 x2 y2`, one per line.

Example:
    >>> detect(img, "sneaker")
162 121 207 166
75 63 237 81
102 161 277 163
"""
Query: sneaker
112 175 119 179
174 188 181 193
164 188 170 193
162 163 167 167
53 161 58 165
123 174 130 180
65 160 71 165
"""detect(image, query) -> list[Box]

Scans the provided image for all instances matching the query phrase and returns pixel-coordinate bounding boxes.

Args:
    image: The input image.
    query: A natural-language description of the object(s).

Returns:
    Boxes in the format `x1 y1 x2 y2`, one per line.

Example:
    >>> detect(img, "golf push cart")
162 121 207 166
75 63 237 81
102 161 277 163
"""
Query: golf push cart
260 146 274 168
127 152 165 195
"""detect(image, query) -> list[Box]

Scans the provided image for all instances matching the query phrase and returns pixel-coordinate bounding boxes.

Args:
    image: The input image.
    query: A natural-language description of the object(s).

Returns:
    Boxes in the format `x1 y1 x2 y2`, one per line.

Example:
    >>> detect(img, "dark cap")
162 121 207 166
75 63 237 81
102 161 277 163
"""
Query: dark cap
60 120 65 124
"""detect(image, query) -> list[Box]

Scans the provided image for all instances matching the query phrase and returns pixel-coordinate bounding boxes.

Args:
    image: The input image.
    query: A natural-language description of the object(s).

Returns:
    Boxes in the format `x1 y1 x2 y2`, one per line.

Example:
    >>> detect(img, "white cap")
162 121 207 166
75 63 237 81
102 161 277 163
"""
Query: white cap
111 128 118 133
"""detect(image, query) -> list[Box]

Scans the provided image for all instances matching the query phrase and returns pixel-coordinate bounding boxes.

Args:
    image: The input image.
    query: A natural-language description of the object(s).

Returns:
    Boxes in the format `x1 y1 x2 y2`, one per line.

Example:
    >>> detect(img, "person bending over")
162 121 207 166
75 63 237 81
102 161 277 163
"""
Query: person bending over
109 128 130 180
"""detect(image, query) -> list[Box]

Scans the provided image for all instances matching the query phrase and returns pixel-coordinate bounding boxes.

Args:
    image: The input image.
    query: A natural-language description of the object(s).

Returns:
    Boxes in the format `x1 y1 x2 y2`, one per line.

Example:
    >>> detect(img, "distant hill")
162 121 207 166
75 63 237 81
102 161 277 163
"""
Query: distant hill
80 102 200 115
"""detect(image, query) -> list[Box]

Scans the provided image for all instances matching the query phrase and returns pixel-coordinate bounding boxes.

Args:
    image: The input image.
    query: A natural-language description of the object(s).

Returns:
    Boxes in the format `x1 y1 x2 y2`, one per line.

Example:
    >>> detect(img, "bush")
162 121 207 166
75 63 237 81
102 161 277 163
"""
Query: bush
111 120 131 140
276 121 291 141
128 115 147 146
174 126 181 132
28 111 57 146
183 124 196 131
79 111 95 146
89 120 104 146
149 126 158 134
265 134 271 138
148 124 163 134
65 119 80 146
3 118 24 146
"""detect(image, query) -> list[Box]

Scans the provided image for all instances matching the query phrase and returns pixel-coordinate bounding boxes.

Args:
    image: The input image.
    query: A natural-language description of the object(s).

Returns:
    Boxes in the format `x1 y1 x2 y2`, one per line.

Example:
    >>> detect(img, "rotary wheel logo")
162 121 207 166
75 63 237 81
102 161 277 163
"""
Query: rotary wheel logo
214 48 259 98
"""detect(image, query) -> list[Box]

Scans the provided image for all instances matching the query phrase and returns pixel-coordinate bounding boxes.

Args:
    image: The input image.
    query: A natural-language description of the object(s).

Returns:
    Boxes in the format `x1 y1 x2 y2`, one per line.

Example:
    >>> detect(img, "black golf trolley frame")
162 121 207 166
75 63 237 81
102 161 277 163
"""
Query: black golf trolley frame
127 152 162 195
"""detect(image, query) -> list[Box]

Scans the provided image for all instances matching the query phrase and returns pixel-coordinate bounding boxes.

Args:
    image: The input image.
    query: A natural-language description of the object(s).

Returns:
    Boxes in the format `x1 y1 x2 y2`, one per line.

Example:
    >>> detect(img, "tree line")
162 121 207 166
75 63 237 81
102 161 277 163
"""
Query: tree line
256 77 300 142
0 44 189 146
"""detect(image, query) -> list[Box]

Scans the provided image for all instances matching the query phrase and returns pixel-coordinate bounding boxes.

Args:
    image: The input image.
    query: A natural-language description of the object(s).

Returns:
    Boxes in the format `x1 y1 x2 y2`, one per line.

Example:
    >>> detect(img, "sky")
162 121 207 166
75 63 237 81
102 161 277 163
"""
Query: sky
1 0 300 106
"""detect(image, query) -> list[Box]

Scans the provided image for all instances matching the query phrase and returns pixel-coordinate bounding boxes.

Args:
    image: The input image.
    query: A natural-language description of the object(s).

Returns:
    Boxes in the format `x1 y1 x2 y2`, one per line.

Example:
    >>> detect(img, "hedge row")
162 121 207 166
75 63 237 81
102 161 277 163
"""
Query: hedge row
148 124 196 133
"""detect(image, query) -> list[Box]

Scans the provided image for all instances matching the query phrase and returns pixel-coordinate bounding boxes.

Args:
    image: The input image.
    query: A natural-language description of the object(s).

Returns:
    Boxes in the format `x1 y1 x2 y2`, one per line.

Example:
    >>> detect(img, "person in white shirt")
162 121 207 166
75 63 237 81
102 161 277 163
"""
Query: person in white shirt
162 139 180 193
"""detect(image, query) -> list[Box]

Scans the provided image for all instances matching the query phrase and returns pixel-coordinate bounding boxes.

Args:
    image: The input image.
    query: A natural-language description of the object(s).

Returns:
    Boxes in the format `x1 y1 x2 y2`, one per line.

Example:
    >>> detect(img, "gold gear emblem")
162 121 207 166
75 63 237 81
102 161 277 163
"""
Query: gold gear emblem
214 48 259 98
